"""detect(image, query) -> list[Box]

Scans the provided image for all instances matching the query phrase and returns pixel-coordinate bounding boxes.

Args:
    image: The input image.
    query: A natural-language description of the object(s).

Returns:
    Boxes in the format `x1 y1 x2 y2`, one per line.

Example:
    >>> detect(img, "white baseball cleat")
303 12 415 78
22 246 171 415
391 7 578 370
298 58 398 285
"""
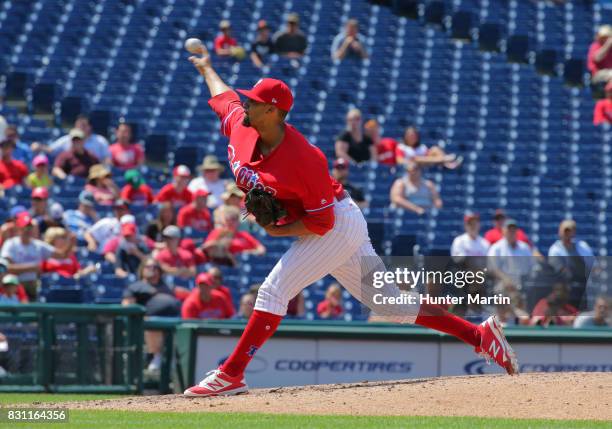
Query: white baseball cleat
183 368 249 397
475 315 520 375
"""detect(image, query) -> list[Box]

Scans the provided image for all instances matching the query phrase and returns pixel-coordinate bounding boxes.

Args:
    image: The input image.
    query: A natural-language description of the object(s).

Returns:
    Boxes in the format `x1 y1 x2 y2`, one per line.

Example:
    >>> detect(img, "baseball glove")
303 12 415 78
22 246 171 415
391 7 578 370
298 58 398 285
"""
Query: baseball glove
244 188 287 227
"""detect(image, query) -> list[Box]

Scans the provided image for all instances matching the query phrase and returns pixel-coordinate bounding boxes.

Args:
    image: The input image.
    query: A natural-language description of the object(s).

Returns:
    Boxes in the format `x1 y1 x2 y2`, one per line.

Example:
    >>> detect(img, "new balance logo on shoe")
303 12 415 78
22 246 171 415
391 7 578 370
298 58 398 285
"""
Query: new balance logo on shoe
205 378 232 391
488 341 500 359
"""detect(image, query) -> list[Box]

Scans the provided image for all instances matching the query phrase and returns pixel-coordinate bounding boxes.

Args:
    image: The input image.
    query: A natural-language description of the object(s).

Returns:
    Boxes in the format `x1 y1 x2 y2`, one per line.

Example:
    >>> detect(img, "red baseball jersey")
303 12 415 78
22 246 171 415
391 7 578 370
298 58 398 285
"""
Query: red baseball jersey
208 90 344 235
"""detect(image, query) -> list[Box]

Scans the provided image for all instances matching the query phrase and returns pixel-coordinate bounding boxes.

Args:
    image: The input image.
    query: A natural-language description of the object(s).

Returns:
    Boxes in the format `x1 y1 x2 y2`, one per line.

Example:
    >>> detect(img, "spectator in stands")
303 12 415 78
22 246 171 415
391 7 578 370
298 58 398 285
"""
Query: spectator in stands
1 212 75 300
331 158 367 209
0 274 24 304
154 225 196 279
530 280 578 326
220 183 245 210
85 164 120 206
0 258 28 303
317 283 344 319
396 127 462 169
237 292 256 319
145 202 176 242
40 115 111 163
109 123 144 170
364 119 399 167
47 203 66 231
122 258 181 372
203 206 265 265
155 165 193 207
214 20 244 60
102 215 148 263
250 20 275 68
487 219 535 293
189 156 227 210
0 139 28 189
451 213 490 257
63 190 98 240
483 209 531 246
390 161 442 215
114 223 152 278
177 189 213 233
587 25 612 84
0 206 27 248
4 125 32 165
331 18 368 61
273 12 307 59
120 169 154 205
29 187 50 236
40 227 96 278
84 199 130 254
574 295 610 328
495 292 529 326
593 80 612 125
181 272 235 320
52 129 99 180
548 219 594 284
335 108 376 164
206 266 232 302
25 154 52 189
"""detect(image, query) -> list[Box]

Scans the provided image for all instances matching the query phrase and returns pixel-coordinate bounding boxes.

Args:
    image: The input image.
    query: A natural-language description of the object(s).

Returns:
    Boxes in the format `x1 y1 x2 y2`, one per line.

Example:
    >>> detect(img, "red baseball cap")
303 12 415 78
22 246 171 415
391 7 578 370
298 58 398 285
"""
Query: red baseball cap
237 78 294 112
194 189 210 198
31 187 49 199
195 272 213 286
16 212 33 228
121 223 137 236
173 165 191 177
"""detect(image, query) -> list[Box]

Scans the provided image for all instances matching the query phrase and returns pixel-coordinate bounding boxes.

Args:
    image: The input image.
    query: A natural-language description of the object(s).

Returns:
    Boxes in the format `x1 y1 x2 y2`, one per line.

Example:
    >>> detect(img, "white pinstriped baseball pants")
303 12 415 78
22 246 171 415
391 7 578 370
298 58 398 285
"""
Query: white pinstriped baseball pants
254 197 420 324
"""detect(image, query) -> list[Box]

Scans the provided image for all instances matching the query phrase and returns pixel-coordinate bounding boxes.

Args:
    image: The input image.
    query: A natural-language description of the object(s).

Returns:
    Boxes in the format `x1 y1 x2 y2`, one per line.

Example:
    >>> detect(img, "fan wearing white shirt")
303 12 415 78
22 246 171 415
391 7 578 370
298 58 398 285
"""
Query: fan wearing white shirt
487 219 535 293
451 213 490 257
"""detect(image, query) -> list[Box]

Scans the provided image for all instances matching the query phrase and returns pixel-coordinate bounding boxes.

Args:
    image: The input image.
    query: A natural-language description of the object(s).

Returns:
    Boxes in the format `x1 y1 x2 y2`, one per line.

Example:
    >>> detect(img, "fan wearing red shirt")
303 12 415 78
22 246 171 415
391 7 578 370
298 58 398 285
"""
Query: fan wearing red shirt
109 123 144 170
594 81 612 125
0 139 28 189
155 165 193 207
587 25 612 84
364 119 399 166
39 227 80 277
120 169 154 205
181 272 235 320
316 283 344 319
177 189 213 232
183 44 518 397
483 209 532 247
214 20 238 56
154 225 196 279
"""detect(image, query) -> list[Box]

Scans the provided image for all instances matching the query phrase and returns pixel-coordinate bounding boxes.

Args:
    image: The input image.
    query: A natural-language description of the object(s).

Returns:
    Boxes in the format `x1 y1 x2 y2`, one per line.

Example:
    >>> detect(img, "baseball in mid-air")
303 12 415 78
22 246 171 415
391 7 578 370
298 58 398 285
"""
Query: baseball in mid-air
184 38 204 54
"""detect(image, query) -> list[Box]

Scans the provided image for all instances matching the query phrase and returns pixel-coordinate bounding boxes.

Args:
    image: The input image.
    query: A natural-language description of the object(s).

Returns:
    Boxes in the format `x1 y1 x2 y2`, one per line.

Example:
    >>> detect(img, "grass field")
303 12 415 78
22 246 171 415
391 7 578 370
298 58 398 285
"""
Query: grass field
0 394 608 429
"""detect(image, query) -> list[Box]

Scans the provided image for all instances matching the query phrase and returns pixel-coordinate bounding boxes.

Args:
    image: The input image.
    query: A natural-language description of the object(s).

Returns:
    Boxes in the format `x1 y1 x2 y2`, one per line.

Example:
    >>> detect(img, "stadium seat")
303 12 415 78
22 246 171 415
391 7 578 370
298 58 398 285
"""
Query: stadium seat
391 0 418 19
60 96 87 127
535 49 557 76
145 134 172 165
4 71 30 101
31 83 57 115
478 23 501 52
451 11 472 41
424 1 445 26
506 35 530 64
89 110 115 138
563 58 585 87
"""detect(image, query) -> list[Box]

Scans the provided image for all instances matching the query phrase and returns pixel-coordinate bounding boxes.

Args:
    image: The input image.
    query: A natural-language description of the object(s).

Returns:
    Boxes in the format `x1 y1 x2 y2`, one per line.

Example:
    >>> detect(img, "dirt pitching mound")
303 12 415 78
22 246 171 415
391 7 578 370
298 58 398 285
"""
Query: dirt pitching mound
62 372 610 420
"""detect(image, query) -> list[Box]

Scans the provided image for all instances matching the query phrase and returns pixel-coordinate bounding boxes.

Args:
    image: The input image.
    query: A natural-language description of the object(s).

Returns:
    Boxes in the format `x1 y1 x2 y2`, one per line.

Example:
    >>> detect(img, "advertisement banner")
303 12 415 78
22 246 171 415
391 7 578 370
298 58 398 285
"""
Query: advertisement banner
195 337 438 387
